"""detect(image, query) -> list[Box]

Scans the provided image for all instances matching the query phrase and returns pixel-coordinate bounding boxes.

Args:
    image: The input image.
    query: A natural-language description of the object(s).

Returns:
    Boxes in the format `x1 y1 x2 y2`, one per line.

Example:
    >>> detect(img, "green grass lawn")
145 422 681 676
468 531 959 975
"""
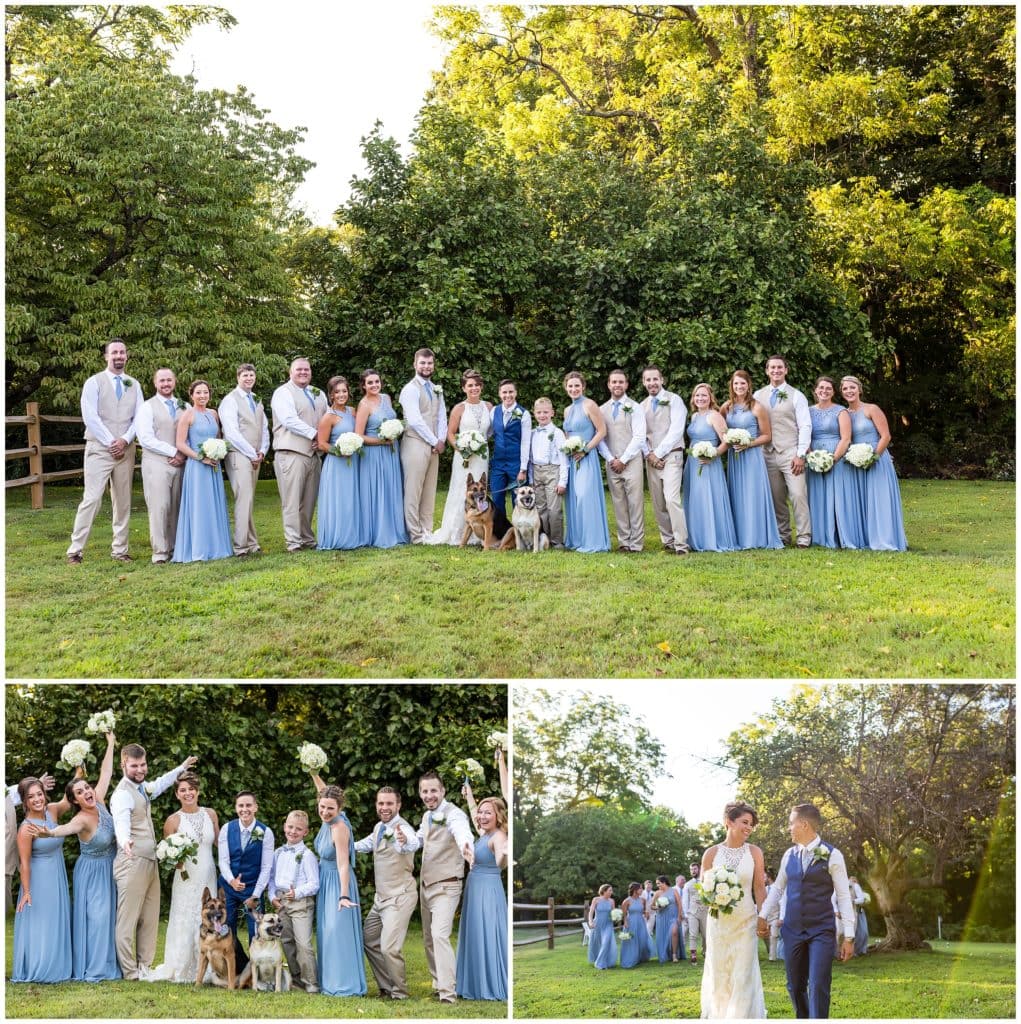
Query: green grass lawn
4 917 505 1018
5 478 1013 677
512 936 1016 1018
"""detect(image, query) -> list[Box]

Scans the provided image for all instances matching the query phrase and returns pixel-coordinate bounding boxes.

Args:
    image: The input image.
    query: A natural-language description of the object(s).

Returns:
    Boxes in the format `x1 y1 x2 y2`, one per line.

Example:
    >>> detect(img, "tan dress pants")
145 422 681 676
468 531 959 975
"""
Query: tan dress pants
68 442 137 556
274 450 321 550
607 456 646 550
225 450 261 554
420 878 462 1000
400 437 438 543
113 854 160 979
363 887 417 998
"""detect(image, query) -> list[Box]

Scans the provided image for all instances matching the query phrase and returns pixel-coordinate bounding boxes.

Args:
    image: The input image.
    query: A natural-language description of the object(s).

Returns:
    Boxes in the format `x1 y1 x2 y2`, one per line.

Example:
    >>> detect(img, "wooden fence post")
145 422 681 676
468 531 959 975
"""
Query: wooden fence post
547 895 555 950
26 401 44 510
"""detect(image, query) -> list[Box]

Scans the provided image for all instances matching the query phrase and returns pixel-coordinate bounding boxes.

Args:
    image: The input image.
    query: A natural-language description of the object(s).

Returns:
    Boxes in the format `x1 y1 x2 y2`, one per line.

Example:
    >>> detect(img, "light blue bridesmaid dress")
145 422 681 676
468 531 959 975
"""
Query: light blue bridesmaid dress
315 813 367 996
172 410 233 562
71 802 121 981
592 897 617 969
455 833 507 1000
619 895 651 969
360 398 409 548
564 397 610 552
807 405 864 549
849 410 908 551
683 414 737 552
12 814 72 983
317 408 367 550
654 889 678 963
724 405 782 550
587 897 600 964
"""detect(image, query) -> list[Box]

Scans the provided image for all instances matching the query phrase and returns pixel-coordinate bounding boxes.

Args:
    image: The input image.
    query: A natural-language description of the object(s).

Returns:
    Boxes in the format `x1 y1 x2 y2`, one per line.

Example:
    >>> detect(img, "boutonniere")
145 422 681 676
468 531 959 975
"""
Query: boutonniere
251 394 261 406
655 396 671 409
174 398 185 411
811 846 830 864
251 826 265 843
432 384 444 398
294 850 304 864
546 431 555 442
511 407 523 421
622 402 635 415
308 386 323 398
383 826 396 843
123 379 134 388
143 782 156 796
776 389 789 403
431 813 445 826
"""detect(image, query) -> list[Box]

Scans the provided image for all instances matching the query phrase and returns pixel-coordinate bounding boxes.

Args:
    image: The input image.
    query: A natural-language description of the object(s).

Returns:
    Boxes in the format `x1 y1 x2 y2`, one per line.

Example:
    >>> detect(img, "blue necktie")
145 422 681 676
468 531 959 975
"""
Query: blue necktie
303 388 315 409
137 783 148 803
424 381 433 401
115 376 124 400
612 400 620 421
165 399 176 419
247 393 256 415
376 822 385 847
241 827 250 850
770 389 779 408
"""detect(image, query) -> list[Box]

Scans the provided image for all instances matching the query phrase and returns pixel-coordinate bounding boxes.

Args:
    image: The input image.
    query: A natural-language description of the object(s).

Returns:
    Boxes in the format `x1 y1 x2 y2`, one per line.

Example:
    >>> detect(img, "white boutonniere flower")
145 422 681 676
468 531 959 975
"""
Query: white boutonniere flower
144 781 156 796
383 826 396 843
511 407 523 421
622 402 635 415
811 846 830 864
776 389 788 403
432 384 444 398
431 813 445 826
655 396 671 408
294 850 304 864
252 826 265 843
309 386 323 398
123 378 134 388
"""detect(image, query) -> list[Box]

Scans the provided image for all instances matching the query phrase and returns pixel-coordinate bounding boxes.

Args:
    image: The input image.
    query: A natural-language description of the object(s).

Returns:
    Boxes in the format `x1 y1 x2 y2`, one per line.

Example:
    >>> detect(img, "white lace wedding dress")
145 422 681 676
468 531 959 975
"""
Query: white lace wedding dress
700 843 766 1018
147 809 218 983
426 401 492 546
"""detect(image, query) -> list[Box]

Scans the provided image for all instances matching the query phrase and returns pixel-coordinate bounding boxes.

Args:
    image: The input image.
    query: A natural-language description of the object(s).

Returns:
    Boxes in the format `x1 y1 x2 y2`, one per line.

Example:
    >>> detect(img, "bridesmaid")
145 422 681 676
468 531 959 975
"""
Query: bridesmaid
840 376 908 550
586 894 600 964
682 384 737 552
562 372 610 552
355 368 409 548
313 783 367 996
11 777 72 983
316 375 367 550
720 370 782 550
619 882 651 969
455 791 508 1001
807 376 862 548
27 732 120 982
172 380 233 562
653 874 682 963
588 883 617 969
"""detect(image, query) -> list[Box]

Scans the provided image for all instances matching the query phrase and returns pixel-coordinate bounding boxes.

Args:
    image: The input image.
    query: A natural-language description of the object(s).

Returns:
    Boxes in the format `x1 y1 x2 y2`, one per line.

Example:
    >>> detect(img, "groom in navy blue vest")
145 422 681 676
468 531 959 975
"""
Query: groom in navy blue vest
217 791 275 966
758 803 855 1018
490 380 532 539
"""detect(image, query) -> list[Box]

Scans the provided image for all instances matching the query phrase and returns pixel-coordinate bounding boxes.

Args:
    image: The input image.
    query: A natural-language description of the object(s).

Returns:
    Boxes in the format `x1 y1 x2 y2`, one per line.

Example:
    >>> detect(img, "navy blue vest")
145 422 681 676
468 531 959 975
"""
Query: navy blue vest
492 405 523 471
784 841 835 934
227 818 268 897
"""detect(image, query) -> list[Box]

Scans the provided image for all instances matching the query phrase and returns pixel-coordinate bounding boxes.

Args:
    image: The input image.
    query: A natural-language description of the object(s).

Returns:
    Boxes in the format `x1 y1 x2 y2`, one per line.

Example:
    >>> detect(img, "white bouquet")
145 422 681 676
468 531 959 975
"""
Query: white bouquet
199 437 229 461
331 431 364 461
845 443 878 469
454 757 485 785
156 830 200 880
723 428 752 451
486 730 508 752
85 708 116 735
377 419 404 443
59 739 91 771
610 908 623 923
806 449 835 473
619 930 632 940
861 892 872 905
696 866 745 918
298 742 328 774
655 895 670 910
455 429 489 468
688 440 718 476
560 435 586 456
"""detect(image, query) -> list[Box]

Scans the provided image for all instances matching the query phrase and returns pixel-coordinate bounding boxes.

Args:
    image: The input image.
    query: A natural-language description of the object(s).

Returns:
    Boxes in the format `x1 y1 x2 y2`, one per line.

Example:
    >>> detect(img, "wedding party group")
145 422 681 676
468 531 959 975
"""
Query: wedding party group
65 340 906 564
586 802 868 1019
7 728 509 1004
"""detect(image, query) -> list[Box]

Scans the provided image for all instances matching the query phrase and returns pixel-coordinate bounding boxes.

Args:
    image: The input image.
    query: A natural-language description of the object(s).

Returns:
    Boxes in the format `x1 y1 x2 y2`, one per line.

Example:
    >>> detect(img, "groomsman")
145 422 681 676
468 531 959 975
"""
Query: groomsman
354 786 420 1000
598 369 647 552
758 803 855 1018
218 791 275 959
399 349 447 542
67 338 144 564
399 771 473 1004
682 864 707 963
110 743 196 979
271 358 326 552
672 873 687 960
220 363 270 556
490 379 532 539
754 356 812 547
640 366 690 554
134 368 185 563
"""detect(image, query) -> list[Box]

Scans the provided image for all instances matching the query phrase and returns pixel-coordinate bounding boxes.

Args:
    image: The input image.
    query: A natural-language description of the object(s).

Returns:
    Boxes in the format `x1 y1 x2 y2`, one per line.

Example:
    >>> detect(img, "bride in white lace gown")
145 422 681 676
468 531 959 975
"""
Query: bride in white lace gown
427 370 493 546
700 802 767 1019
147 773 219 983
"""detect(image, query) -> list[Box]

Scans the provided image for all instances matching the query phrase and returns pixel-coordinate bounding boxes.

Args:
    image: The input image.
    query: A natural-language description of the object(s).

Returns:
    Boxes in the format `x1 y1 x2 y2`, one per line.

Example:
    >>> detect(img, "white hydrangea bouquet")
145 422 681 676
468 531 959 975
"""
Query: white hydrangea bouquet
85 708 116 735
330 431 364 462
454 757 485 786
58 739 91 771
619 930 632 940
377 419 404 443
689 440 718 476
487 730 508 751
455 429 489 468
198 437 229 461
560 435 586 457
156 831 200 880
723 428 752 453
845 443 878 469
655 895 670 910
298 742 328 774
610 908 624 923
696 865 745 918
806 449 835 473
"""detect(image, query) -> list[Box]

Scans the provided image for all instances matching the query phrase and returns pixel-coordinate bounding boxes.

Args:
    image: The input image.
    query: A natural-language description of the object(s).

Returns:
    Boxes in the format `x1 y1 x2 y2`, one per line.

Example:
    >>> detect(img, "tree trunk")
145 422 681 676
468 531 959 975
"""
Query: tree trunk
874 904 930 952
868 859 931 951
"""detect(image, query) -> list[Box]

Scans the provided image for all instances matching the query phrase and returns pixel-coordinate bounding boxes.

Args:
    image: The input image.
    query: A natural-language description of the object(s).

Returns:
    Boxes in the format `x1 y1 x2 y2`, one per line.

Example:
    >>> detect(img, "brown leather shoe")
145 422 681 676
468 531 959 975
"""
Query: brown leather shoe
111 553 134 562
67 553 83 564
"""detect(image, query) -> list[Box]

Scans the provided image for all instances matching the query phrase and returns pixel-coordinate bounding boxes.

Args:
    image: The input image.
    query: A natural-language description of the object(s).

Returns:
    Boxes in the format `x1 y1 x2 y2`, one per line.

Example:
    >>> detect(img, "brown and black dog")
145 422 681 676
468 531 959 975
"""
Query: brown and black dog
196 886 251 989
461 472 499 549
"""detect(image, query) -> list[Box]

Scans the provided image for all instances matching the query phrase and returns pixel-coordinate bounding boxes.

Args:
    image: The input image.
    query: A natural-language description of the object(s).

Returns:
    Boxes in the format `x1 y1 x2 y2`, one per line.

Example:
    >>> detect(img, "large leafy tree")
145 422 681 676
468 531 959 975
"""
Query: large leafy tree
722 684 1014 950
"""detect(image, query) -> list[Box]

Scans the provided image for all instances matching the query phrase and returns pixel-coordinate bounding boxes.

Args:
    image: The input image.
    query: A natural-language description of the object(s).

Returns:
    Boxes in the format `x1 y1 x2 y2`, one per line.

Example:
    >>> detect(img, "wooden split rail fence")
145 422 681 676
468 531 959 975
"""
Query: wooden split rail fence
513 897 587 950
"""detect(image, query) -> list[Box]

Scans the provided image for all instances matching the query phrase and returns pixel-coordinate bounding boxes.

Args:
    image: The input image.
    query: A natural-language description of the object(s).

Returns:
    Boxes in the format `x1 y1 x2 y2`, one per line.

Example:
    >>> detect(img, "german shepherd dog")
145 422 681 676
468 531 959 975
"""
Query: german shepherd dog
461 472 498 549
196 886 251 989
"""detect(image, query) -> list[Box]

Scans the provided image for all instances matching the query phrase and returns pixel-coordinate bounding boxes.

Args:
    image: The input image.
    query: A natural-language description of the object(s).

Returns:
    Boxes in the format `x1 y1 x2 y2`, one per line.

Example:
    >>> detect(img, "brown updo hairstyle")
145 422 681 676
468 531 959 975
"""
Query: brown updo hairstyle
318 784 346 812
18 777 44 807
326 375 350 405
174 771 201 797
728 370 758 410
188 379 211 398
563 370 586 388
65 776 95 811
597 883 612 896
813 375 837 395
359 368 381 394
724 800 759 826
476 796 508 832
840 375 865 397
461 368 484 389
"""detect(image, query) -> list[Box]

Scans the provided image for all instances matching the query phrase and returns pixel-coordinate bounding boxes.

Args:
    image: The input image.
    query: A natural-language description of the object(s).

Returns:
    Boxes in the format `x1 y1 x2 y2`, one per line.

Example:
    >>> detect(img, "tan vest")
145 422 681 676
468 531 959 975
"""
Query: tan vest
601 398 637 459
420 813 466 887
758 386 799 450
272 381 322 455
83 372 138 441
224 388 266 450
115 776 156 861
405 380 441 449
373 823 416 898
644 395 674 450
5 795 17 877
141 394 178 460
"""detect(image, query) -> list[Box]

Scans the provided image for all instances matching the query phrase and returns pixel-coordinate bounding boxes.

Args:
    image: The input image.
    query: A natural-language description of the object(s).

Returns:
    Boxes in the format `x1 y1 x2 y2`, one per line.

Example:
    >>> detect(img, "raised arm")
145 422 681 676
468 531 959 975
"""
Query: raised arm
94 732 116 803
310 773 326 796
497 747 509 804
461 782 480 836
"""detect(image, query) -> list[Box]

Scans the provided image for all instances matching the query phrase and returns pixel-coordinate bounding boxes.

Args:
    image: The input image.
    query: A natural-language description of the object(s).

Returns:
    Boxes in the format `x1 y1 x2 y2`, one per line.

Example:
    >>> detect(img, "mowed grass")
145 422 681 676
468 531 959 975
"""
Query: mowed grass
512 937 1016 1018
4 478 1014 678
4 917 504 1018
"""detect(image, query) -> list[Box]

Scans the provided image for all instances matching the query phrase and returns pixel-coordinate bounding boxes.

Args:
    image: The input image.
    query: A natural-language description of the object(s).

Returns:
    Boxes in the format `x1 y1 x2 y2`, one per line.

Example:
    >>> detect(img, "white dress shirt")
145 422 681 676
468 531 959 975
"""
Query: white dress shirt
400 799 473 854
81 369 144 446
642 389 688 459
498 404 532 473
598 394 647 464
6 784 20 807
398 376 447 447
220 387 270 460
682 878 702 915
134 398 180 458
268 841 320 900
218 821 276 898
528 423 569 487
354 813 420 855
109 760 191 851
270 384 318 441
759 835 855 939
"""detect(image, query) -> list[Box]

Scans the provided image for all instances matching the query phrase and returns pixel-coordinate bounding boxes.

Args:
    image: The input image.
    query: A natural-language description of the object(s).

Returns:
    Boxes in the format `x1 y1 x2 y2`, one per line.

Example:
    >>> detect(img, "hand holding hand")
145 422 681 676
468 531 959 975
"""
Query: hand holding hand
839 938 854 962
756 917 769 939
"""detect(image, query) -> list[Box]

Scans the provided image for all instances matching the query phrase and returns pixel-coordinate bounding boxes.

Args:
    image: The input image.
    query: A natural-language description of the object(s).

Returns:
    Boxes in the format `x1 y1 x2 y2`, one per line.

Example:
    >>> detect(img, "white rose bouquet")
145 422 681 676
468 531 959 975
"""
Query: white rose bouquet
331 432 364 462
610 908 624 923
655 895 670 910
58 739 91 771
85 709 116 735
696 866 745 918
688 440 718 476
486 730 508 752
156 831 200 880
298 742 328 774
845 443 878 469
723 428 752 452
806 449 835 473
455 429 489 469
454 757 485 785
377 419 404 443
620 930 632 940
560 435 586 456
199 437 229 462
